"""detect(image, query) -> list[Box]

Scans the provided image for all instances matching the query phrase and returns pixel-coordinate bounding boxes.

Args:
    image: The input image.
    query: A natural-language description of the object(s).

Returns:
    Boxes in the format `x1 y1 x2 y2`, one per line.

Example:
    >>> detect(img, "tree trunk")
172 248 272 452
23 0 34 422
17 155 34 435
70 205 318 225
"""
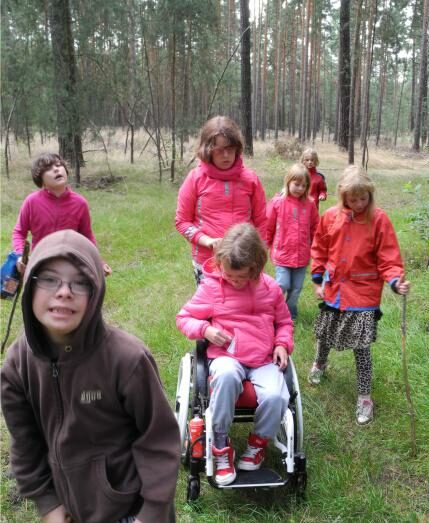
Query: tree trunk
48 0 83 184
413 0 429 151
338 0 351 150
240 0 253 155
348 0 363 164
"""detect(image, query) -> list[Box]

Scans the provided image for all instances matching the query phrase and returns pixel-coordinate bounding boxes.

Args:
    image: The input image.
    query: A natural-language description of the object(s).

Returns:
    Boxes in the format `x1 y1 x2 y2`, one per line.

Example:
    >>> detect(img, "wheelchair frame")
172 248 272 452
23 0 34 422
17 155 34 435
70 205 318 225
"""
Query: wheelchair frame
175 340 307 501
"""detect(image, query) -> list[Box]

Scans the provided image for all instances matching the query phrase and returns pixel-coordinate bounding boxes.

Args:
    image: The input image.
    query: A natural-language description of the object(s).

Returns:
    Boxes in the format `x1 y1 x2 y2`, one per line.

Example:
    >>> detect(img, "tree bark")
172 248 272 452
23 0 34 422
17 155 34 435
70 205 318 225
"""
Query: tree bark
338 0 351 150
48 0 83 184
413 0 429 151
240 0 253 155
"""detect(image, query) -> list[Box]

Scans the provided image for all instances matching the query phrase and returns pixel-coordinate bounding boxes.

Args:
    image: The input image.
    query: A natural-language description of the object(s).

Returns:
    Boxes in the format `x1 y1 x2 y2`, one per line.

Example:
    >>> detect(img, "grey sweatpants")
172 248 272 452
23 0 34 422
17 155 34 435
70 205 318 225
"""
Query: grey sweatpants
209 356 290 439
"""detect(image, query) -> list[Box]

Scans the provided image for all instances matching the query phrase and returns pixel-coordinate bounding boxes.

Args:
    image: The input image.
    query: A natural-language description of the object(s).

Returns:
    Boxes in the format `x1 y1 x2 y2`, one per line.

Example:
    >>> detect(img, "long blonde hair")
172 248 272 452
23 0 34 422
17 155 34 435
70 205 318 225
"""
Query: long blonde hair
284 163 310 199
337 165 375 219
215 223 267 280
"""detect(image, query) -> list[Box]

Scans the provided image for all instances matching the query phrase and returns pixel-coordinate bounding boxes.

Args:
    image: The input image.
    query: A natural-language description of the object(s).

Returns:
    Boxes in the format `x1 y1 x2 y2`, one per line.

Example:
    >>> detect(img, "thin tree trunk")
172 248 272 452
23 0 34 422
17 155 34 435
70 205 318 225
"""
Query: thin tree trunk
338 0 351 150
48 0 83 184
240 0 253 155
413 0 429 151
348 0 363 164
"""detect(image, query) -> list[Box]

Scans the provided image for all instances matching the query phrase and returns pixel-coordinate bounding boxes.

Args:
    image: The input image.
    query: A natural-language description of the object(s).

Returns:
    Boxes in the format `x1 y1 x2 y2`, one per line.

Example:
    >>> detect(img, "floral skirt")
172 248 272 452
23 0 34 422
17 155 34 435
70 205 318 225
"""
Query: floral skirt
314 304 381 351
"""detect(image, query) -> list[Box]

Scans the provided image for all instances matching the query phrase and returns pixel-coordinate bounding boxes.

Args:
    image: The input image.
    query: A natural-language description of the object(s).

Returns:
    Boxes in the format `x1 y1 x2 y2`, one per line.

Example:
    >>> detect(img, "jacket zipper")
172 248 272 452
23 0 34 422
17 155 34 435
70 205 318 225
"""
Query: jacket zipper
51 361 71 512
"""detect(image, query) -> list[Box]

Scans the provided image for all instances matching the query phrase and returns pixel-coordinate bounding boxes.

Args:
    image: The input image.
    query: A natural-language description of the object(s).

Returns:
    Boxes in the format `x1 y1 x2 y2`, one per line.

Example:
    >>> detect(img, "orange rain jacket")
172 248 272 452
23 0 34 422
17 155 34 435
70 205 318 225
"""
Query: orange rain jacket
311 206 405 311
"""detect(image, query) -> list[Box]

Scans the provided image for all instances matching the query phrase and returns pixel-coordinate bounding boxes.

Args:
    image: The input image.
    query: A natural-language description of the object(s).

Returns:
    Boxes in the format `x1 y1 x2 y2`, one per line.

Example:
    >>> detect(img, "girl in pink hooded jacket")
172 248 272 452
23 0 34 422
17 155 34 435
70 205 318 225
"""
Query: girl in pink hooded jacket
267 164 319 319
176 223 293 486
175 116 267 284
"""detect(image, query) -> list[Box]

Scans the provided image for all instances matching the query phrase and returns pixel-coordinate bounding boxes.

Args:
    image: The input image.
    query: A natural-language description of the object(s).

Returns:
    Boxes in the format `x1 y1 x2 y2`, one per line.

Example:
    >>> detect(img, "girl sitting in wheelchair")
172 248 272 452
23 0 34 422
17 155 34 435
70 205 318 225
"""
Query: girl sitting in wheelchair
176 223 294 486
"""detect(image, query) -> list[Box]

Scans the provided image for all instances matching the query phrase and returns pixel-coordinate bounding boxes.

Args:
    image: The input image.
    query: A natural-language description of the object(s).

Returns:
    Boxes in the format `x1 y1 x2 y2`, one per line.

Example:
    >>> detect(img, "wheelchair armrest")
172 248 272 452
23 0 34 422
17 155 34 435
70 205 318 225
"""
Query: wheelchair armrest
285 361 297 403
195 339 209 398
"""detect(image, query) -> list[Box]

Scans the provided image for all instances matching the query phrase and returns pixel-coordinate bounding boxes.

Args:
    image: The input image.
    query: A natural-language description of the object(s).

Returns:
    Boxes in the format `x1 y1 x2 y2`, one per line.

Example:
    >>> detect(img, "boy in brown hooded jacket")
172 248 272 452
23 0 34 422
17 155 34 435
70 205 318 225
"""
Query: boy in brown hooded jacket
1 229 180 523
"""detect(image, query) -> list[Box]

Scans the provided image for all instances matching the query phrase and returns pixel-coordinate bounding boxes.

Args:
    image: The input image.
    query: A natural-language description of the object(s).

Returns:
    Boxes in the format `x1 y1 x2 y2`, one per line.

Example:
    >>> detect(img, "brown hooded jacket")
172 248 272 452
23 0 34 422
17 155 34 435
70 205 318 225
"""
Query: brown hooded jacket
1 230 180 523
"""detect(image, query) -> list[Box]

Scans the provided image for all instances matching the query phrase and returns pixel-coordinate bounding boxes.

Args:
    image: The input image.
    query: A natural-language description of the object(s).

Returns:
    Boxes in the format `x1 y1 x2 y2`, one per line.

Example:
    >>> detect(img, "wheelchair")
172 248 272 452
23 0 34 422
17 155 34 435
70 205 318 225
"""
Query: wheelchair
175 339 307 502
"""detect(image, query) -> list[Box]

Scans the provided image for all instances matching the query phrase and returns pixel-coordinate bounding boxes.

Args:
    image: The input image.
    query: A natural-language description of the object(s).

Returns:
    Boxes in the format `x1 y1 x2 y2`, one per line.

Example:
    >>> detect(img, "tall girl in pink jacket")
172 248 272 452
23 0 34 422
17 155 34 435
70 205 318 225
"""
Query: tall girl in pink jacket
177 223 293 486
267 164 319 320
175 116 267 284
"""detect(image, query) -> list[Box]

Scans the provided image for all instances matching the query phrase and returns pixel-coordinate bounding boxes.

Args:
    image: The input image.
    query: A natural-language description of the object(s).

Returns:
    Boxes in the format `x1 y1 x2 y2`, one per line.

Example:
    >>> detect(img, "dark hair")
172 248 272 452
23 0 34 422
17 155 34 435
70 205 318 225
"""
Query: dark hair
215 223 267 280
31 153 69 188
196 116 244 163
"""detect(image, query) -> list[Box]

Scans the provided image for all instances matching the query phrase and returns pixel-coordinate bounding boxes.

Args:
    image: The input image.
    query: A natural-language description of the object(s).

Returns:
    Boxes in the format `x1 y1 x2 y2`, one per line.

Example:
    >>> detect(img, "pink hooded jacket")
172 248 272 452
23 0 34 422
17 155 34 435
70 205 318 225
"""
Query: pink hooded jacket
176 259 294 368
267 193 319 268
175 157 267 265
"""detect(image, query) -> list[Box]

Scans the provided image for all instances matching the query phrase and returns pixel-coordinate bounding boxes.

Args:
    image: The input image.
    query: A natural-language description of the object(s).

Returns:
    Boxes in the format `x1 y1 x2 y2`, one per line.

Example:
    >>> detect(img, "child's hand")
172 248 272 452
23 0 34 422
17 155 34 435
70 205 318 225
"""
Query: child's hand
204 326 233 346
41 505 71 523
319 195 327 201
16 257 26 274
394 275 410 295
273 346 288 370
103 263 112 276
314 283 324 300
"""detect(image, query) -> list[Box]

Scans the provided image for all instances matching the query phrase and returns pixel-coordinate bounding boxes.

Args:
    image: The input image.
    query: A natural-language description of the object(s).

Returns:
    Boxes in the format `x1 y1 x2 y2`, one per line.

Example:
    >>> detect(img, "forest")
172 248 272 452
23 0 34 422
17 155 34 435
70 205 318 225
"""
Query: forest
2 0 429 182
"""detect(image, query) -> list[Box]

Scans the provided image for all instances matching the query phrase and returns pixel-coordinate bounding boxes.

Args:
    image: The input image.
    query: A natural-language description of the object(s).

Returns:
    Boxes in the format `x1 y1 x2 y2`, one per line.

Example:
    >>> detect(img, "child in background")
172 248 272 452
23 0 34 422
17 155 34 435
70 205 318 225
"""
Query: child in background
1 230 180 523
175 116 267 284
12 152 112 275
301 148 327 211
267 164 319 320
177 223 293 485
309 166 410 425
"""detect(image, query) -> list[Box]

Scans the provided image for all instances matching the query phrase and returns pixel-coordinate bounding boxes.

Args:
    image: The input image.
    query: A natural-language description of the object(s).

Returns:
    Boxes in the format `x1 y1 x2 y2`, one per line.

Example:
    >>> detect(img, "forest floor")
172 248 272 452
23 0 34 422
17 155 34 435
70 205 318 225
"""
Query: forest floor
1 134 428 522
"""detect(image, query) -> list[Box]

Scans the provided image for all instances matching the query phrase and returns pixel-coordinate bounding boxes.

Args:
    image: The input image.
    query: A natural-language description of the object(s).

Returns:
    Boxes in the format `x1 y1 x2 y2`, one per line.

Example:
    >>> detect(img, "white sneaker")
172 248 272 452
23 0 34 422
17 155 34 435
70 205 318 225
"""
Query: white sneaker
308 363 326 385
356 398 374 425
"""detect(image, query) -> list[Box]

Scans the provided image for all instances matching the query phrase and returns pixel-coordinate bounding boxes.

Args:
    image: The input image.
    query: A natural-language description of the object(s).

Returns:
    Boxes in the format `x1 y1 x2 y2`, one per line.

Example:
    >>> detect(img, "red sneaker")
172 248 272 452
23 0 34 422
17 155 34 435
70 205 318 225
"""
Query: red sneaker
237 433 269 471
212 443 236 485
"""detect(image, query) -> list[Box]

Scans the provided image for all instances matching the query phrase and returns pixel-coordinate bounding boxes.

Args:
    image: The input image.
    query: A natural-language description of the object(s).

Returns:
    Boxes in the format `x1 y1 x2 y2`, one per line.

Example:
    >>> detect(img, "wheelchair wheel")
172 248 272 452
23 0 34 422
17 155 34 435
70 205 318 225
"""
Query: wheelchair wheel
175 352 193 461
187 477 200 502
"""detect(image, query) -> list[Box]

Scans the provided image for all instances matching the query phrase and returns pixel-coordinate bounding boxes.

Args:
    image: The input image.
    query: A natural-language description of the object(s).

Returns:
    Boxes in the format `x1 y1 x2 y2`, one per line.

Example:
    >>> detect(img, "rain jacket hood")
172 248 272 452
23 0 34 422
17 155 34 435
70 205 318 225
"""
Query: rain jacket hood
22 229 106 360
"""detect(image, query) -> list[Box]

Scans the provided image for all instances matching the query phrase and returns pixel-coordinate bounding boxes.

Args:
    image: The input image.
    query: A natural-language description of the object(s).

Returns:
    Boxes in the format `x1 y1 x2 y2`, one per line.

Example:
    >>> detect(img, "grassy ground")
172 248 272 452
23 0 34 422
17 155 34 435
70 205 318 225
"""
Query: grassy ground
1 135 428 522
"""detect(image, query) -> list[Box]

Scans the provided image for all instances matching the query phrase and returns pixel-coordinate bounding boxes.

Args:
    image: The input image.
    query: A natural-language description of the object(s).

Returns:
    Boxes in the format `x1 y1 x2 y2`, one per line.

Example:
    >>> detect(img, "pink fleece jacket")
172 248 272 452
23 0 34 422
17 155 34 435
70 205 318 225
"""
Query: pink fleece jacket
12 188 96 254
175 156 267 265
176 259 294 368
267 193 319 268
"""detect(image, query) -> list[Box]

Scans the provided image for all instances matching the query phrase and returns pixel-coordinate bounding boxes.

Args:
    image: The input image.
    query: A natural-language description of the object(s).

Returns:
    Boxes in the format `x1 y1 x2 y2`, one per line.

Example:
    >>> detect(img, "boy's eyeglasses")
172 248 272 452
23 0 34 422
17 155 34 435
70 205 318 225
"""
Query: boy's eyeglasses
32 276 92 295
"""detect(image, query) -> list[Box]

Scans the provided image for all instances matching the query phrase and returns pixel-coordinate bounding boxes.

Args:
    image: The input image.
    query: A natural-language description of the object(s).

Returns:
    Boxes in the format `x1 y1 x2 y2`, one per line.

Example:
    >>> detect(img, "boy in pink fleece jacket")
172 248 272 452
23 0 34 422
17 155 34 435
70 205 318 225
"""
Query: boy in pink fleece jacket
12 153 111 275
177 223 293 486
175 116 267 284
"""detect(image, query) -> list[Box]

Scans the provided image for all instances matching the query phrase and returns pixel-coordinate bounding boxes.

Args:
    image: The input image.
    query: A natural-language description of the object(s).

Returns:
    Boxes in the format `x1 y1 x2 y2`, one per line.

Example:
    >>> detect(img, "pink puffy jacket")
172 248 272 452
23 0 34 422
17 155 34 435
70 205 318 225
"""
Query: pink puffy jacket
267 194 319 268
176 259 294 368
175 156 267 265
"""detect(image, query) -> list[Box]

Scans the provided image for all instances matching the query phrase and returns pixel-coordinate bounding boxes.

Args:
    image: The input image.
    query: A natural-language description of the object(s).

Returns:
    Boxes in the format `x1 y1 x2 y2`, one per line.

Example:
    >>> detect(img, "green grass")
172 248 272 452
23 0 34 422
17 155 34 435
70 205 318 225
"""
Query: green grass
1 140 428 522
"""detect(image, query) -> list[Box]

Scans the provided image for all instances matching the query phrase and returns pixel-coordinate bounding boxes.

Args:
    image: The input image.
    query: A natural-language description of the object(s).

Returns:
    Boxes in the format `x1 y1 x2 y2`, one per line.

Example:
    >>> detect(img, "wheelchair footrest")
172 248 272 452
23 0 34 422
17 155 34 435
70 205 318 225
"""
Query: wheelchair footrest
218 468 287 489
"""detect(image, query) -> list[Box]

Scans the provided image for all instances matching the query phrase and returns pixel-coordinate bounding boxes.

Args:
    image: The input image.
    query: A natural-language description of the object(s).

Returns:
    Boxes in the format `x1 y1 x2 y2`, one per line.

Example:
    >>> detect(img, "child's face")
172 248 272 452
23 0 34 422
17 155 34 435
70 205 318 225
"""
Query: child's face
345 191 370 214
302 156 316 169
41 161 68 193
32 258 90 345
221 261 252 289
211 135 237 170
289 178 307 199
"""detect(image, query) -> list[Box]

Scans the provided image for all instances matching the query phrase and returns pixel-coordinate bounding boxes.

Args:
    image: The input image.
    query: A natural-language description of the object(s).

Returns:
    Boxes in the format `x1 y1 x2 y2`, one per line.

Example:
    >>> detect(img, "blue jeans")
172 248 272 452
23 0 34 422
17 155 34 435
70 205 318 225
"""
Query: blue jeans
275 266 307 319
